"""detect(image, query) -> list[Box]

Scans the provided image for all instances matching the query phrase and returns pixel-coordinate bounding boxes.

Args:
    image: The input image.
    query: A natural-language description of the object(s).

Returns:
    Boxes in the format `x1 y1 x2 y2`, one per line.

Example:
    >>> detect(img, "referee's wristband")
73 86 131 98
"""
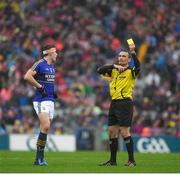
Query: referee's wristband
130 51 136 56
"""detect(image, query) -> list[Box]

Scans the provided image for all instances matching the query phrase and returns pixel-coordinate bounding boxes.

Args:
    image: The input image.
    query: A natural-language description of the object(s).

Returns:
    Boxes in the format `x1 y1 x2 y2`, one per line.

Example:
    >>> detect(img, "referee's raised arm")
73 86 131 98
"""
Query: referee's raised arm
129 44 141 76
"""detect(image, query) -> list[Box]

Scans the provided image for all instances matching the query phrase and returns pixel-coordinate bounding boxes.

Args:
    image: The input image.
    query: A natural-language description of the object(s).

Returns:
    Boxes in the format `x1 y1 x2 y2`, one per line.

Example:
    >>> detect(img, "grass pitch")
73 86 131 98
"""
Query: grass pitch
0 151 180 173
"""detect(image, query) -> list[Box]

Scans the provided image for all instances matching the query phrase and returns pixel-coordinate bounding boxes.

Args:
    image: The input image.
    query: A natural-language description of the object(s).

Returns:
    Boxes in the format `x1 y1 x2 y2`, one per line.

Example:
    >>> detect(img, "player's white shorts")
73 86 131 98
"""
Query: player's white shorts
33 101 54 119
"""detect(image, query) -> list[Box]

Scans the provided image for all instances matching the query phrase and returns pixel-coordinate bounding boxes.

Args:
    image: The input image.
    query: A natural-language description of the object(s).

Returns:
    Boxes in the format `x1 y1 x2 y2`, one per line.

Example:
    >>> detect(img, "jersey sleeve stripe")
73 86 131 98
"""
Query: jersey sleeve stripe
31 59 43 70
131 68 137 78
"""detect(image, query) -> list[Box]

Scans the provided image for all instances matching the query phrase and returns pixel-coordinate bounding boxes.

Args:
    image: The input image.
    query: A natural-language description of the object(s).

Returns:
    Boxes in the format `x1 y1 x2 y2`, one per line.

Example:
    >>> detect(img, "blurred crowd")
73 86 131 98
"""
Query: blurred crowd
0 0 179 138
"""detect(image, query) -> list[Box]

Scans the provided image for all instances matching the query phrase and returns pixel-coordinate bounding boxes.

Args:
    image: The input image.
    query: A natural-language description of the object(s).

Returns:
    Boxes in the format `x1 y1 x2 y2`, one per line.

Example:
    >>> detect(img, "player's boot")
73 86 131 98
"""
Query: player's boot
34 158 47 166
124 160 136 166
99 160 117 166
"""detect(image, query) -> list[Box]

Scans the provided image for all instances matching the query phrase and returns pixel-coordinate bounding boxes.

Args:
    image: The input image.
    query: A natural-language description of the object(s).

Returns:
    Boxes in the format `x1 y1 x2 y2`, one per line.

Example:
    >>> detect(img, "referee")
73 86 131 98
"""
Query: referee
97 43 140 166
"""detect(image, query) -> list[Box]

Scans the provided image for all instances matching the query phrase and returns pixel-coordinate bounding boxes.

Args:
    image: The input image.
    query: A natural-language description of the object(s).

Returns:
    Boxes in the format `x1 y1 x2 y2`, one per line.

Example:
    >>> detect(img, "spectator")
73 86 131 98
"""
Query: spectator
0 0 179 137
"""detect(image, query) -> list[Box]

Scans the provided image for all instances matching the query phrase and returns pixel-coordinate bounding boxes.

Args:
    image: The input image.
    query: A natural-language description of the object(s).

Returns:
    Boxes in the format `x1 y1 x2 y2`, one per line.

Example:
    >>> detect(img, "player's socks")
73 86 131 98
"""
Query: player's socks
36 132 47 159
109 138 118 163
124 136 135 162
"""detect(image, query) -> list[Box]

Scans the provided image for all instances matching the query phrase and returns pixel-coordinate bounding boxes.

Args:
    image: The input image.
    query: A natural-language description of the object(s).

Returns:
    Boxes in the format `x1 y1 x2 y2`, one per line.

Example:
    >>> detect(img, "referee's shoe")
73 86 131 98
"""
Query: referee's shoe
124 160 136 166
99 160 117 166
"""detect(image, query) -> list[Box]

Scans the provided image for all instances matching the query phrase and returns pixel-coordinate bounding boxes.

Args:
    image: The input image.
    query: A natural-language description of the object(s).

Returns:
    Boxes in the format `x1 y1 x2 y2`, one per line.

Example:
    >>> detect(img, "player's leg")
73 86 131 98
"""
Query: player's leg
99 125 119 166
120 126 136 166
33 101 53 166
35 112 50 163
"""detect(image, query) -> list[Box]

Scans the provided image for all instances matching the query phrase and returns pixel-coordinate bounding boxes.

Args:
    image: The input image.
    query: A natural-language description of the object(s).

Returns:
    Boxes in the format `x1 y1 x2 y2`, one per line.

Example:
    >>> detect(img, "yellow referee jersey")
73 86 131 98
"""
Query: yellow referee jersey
97 52 140 100
109 68 137 100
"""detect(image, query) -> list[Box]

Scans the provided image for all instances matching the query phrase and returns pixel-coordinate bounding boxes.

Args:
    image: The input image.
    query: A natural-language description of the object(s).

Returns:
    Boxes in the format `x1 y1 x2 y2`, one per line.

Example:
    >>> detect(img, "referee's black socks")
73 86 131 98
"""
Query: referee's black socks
124 136 135 162
109 138 118 162
36 132 47 159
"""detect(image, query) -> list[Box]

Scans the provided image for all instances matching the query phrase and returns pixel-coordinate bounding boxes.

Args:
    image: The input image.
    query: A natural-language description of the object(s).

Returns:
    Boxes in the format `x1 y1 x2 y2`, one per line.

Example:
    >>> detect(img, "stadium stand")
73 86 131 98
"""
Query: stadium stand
0 0 179 138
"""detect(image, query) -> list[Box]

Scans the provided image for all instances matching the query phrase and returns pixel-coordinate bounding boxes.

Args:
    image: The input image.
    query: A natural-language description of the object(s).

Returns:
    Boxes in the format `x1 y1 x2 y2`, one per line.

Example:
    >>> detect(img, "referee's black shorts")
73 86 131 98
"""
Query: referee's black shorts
108 98 133 127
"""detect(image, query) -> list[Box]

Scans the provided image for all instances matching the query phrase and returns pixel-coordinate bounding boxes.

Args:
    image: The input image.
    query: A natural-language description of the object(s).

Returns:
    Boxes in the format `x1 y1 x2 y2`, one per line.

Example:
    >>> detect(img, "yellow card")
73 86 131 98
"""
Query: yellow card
127 38 134 45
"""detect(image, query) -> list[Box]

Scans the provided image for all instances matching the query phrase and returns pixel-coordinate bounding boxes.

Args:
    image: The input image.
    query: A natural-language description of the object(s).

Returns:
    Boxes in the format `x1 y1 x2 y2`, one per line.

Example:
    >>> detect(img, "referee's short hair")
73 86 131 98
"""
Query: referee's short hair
119 48 131 58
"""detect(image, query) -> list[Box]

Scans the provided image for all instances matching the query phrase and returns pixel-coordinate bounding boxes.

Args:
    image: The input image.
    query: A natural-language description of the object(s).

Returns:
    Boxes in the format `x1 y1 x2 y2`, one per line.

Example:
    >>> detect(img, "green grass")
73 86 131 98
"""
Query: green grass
0 151 180 173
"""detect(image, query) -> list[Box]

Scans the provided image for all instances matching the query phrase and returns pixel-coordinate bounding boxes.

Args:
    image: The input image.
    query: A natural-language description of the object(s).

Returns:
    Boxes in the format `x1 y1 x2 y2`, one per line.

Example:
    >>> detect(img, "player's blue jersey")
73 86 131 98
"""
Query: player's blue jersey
31 58 55 102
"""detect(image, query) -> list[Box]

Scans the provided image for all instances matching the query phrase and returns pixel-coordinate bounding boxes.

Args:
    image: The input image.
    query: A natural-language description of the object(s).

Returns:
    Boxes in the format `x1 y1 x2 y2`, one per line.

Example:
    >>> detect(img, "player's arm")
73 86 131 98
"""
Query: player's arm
24 69 42 88
24 68 47 97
